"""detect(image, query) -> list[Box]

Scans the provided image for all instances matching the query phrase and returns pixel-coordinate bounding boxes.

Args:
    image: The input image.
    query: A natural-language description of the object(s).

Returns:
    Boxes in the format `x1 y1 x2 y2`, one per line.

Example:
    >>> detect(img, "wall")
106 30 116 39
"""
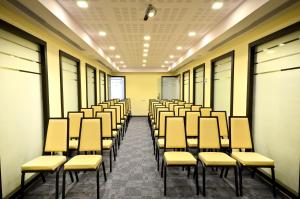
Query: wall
174 3 300 194
0 3 111 197
112 72 167 115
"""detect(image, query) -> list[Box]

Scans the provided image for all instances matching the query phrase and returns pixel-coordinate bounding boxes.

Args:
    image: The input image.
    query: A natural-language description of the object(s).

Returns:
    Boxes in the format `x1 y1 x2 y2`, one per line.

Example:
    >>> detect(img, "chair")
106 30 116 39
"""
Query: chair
155 111 174 171
186 111 200 148
100 102 110 108
178 101 185 105
21 118 68 198
110 105 123 139
104 108 120 150
191 105 202 111
174 105 184 116
198 117 238 196
116 103 127 133
229 116 276 196
211 111 229 148
184 103 193 108
68 112 84 152
80 108 93 118
169 103 177 111
96 111 116 172
151 105 165 131
62 118 107 199
152 107 168 153
178 107 191 117
161 116 198 196
91 105 103 117
200 107 212 116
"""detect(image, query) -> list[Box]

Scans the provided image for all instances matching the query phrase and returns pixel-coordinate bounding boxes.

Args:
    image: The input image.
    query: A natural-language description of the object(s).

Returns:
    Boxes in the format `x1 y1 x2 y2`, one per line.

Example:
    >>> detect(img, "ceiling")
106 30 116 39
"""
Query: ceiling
56 0 244 70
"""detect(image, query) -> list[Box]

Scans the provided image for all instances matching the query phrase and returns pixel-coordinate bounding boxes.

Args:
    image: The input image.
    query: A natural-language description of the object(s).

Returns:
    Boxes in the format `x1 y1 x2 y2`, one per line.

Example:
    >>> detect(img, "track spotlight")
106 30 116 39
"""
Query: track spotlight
144 4 157 21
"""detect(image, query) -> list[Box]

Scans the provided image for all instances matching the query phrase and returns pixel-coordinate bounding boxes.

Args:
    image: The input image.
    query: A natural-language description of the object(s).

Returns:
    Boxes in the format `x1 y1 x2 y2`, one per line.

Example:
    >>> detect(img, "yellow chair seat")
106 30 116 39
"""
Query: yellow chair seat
102 140 113 149
22 156 66 171
112 130 118 137
69 139 78 149
117 124 122 129
199 152 236 166
121 119 125 124
154 129 158 137
152 124 156 129
231 152 274 166
221 138 229 148
124 115 127 119
164 152 196 165
187 138 198 147
157 138 164 148
64 155 103 170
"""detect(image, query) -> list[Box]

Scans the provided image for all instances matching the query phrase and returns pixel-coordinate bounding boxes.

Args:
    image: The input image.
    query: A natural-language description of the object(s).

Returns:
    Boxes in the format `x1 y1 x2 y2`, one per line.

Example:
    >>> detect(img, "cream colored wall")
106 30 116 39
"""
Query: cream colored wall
174 4 300 194
0 3 111 197
112 73 166 115
175 4 300 116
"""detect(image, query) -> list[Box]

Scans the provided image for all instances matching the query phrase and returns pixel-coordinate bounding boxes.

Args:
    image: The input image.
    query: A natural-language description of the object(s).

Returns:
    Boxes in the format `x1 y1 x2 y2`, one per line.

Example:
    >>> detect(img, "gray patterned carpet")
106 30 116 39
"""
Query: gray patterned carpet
23 117 288 198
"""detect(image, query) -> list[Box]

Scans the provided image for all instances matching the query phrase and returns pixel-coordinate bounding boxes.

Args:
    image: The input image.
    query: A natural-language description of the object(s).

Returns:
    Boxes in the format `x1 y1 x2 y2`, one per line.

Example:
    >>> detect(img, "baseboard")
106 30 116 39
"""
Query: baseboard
255 169 298 199
5 173 41 199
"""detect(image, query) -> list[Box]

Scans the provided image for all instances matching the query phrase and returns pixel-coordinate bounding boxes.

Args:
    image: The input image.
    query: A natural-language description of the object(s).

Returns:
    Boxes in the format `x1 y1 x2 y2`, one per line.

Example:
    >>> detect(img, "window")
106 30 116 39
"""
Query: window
59 51 81 117
182 70 190 102
248 22 300 193
86 64 96 107
108 76 126 100
193 64 205 105
211 51 234 116
161 76 180 100
0 20 49 196
99 70 106 102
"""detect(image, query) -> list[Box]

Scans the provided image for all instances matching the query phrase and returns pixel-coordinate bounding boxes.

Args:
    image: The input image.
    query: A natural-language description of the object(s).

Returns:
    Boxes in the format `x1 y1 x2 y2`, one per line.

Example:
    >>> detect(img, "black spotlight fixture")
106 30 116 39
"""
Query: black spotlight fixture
144 4 157 21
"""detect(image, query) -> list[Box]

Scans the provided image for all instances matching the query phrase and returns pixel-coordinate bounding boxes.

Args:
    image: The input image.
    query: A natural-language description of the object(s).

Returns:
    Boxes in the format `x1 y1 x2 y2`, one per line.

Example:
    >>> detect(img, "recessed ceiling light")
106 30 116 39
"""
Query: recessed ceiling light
212 1 223 10
109 46 115 50
99 31 107 37
144 43 150 48
188 32 196 37
144 49 149 52
161 65 165 68
144 35 151 40
143 53 148 57
76 0 88 8
142 59 147 63
115 55 120 58
122 65 127 68
176 46 182 50
142 64 146 67
120 61 124 64
169 55 174 58
165 61 169 64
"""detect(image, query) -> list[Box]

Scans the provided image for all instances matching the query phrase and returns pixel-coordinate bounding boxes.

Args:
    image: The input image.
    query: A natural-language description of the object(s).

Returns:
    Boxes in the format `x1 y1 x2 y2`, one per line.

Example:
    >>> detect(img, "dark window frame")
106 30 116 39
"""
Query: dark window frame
182 70 190 102
193 64 205 105
85 63 97 107
99 70 106 102
108 75 126 100
161 75 180 100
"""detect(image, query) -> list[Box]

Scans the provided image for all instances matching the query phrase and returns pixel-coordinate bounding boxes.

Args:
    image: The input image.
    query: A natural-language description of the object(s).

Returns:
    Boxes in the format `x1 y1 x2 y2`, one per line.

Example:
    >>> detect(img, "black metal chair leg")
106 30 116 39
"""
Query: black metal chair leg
20 172 25 198
68 171 74 182
220 167 224 178
202 166 206 196
62 171 66 199
195 165 199 195
75 171 79 182
102 163 107 182
112 145 116 161
164 165 167 196
109 149 112 172
161 158 164 178
239 166 243 196
271 167 276 197
55 170 59 199
40 173 46 183
234 167 239 196
224 167 229 178
187 166 190 178
96 169 100 199
157 149 160 171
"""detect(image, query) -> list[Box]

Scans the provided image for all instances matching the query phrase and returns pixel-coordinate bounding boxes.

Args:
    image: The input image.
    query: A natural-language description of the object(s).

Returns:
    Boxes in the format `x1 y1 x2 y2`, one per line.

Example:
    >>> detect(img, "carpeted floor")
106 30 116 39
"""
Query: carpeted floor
23 117 288 198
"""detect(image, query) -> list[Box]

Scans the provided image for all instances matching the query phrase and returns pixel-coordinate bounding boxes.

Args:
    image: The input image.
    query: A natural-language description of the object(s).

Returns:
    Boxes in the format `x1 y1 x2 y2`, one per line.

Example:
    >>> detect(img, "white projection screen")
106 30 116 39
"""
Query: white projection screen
183 71 190 102
194 65 204 105
86 65 96 108
99 71 106 102
161 76 180 100
109 76 125 100
0 28 44 196
61 55 79 117
213 55 233 116
252 29 300 193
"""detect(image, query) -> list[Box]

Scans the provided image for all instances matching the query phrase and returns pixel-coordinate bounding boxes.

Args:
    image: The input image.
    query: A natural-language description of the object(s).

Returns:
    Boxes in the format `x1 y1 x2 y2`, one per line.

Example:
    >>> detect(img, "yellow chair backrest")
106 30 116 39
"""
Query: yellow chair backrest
156 107 169 126
186 111 200 137
151 102 162 115
68 112 84 139
102 102 110 108
96 111 112 138
103 108 117 129
116 103 125 119
199 117 220 149
110 105 121 123
191 105 202 111
184 103 193 108
169 103 177 111
158 111 174 137
230 117 253 149
178 101 185 106
178 108 191 117
80 108 93 118
211 111 228 137
44 118 68 153
165 117 186 149
153 105 165 122
99 103 108 109
92 105 103 117
165 101 172 107
200 107 212 116
79 118 102 152
174 105 184 116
